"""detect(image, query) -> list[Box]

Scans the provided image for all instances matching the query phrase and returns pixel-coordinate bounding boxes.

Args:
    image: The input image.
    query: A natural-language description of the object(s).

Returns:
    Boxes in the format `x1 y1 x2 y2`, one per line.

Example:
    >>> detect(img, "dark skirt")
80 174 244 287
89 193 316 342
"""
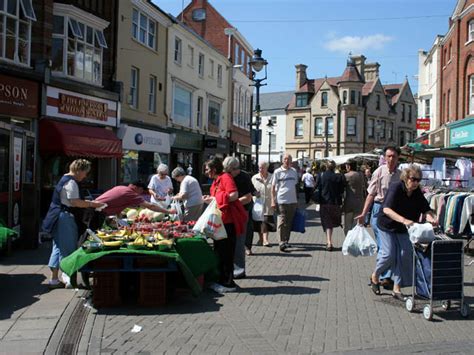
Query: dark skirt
320 204 342 231
253 215 276 233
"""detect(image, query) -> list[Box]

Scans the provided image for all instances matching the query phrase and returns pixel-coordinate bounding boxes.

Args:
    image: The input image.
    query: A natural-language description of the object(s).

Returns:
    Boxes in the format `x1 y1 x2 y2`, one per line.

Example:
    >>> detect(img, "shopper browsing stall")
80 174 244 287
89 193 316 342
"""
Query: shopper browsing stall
148 164 173 204
171 167 203 222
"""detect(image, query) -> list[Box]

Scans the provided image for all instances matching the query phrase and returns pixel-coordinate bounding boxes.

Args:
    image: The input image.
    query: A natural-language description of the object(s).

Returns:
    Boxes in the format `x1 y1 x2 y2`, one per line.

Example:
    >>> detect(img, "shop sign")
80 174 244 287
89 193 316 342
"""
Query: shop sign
416 118 430 130
429 128 445 148
236 143 251 155
204 139 217 148
0 74 38 118
118 125 170 153
46 86 119 127
171 130 202 150
450 124 474 146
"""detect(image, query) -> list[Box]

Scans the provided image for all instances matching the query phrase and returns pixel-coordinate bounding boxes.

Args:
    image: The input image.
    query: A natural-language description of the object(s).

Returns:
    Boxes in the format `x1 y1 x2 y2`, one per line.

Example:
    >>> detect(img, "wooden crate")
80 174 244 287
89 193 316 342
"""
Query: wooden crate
138 272 166 307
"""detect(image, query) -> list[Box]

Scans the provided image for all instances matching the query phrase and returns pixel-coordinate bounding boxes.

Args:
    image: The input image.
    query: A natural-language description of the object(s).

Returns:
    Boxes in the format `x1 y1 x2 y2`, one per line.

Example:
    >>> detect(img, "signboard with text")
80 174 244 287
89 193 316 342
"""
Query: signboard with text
0 74 38 118
46 86 119 127
450 123 474 146
118 125 170 153
416 117 430 130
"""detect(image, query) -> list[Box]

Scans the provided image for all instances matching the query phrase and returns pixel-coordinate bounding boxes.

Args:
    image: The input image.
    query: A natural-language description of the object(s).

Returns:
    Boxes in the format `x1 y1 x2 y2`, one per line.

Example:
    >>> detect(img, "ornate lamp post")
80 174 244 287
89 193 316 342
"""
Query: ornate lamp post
266 119 274 163
249 49 268 171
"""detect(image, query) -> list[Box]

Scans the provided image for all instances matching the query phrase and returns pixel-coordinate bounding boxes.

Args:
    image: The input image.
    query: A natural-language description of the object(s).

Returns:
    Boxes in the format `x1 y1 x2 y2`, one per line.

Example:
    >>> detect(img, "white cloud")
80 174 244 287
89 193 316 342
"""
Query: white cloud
325 34 394 53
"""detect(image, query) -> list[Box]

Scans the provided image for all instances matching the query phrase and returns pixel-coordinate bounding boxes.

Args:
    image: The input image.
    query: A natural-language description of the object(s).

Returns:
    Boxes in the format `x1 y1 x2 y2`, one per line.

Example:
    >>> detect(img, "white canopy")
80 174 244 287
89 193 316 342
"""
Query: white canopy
319 153 380 165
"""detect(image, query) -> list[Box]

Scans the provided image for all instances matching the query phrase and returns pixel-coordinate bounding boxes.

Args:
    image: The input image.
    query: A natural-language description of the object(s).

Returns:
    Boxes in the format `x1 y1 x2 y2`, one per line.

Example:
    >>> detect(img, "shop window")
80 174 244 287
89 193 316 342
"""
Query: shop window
121 150 164 185
172 83 192 127
0 0 36 66
132 8 156 50
51 5 108 85
314 117 323 136
346 117 356 136
0 130 9 225
208 99 221 134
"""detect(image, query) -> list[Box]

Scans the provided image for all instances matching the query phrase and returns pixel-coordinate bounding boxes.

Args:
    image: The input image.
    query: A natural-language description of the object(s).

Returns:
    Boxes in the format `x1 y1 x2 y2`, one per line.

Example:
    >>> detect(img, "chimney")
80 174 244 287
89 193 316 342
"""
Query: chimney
364 62 380 82
350 55 366 80
295 64 308 90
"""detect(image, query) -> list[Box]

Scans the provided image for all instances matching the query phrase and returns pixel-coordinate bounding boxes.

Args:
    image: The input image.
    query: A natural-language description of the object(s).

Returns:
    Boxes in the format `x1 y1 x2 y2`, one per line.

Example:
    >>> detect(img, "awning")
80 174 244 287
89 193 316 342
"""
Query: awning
39 119 122 158
316 153 380 165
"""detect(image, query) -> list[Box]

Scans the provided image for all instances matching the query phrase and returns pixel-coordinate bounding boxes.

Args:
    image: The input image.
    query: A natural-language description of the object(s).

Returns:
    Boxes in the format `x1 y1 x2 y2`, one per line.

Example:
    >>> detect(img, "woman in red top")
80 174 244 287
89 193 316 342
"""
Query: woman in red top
203 157 247 292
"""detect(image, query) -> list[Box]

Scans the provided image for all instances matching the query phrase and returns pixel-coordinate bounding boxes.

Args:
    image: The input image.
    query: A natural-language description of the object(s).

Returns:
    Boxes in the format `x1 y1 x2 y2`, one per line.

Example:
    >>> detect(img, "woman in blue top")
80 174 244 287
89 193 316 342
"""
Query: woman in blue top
370 165 437 300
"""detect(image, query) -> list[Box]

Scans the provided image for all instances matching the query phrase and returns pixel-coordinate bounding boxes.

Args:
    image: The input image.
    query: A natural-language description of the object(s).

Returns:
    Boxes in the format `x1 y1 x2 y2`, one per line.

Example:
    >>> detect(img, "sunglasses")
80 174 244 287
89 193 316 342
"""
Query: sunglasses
408 176 421 182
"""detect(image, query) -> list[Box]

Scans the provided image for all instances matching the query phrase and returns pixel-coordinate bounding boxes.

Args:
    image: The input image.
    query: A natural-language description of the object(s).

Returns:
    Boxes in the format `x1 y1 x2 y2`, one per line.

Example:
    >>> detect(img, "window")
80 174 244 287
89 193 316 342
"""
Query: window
388 122 394 140
379 120 386 139
130 67 139 108
208 100 221 133
209 59 214 77
449 43 452 60
346 117 356 136
234 43 239 64
343 90 347 104
132 8 156 49
425 99 431 117
376 94 381 110
217 64 223 87
295 119 303 137
296 93 308 107
148 75 156 113
174 37 182 64
198 53 204 77
270 116 277 125
408 105 412 123
240 49 245 72
350 90 356 104
51 9 107 85
399 130 405 146
315 117 323 136
368 119 374 138
197 96 203 128
469 20 474 42
401 103 405 122
0 0 36 66
172 84 192 126
188 45 194 67
233 87 238 125
358 92 361 106
297 150 305 160
470 77 474 114
447 90 451 119
327 117 334 135
270 133 276 150
321 91 328 107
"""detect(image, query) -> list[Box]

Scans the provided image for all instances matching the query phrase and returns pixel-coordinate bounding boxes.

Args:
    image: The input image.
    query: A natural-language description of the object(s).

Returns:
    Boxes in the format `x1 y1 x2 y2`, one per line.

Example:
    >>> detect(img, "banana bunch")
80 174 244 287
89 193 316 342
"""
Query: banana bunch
154 232 165 240
131 234 146 246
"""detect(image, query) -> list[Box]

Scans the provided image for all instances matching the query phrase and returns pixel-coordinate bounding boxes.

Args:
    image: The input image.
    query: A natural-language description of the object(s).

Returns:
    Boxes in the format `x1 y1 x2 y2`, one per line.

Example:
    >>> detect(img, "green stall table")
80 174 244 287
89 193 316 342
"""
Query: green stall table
60 237 219 296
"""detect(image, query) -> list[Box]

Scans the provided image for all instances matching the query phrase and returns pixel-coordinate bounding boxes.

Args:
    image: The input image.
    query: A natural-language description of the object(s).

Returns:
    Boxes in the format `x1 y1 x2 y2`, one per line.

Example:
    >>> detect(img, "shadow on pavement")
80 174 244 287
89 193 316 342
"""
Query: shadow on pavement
245 274 329 283
0 241 51 266
239 285 321 296
254 251 312 258
0 273 47 320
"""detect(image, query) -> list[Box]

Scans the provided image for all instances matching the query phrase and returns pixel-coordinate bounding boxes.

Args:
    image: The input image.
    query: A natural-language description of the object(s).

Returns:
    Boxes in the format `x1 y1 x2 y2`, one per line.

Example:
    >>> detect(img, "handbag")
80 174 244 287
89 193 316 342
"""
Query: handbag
291 208 306 233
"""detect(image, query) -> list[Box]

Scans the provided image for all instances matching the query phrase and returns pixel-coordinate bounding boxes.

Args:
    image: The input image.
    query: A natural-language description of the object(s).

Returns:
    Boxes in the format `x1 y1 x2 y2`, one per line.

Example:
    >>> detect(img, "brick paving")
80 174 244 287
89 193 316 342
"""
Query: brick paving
78 204 474 354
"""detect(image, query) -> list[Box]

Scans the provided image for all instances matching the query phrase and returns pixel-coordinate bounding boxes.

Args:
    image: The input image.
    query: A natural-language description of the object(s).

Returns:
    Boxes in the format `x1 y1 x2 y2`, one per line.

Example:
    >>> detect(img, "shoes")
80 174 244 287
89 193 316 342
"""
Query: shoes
380 278 394 290
392 292 407 302
279 243 289 252
263 242 271 247
326 244 333 251
369 278 381 295
234 272 246 280
256 240 263 246
209 282 237 294
245 248 253 256
48 280 65 290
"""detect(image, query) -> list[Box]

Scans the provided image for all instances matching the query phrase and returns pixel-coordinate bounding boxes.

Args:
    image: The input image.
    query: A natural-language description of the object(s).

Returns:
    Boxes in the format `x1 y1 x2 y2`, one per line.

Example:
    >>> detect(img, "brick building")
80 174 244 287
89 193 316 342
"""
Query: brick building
180 0 254 170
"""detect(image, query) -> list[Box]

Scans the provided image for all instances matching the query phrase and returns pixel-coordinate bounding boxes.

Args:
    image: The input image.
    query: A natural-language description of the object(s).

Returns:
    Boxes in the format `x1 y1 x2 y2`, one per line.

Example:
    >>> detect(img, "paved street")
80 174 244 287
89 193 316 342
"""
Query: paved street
76 204 474 355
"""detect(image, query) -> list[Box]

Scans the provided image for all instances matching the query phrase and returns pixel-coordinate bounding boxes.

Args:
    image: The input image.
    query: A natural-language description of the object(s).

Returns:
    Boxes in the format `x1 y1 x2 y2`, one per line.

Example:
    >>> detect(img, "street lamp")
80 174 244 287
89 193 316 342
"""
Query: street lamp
249 48 268 171
266 119 274 163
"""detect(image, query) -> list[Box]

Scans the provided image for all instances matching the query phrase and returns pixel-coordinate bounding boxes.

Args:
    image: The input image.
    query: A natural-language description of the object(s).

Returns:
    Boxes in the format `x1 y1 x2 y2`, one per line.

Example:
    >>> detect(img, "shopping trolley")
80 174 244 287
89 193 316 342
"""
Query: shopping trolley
405 235 471 320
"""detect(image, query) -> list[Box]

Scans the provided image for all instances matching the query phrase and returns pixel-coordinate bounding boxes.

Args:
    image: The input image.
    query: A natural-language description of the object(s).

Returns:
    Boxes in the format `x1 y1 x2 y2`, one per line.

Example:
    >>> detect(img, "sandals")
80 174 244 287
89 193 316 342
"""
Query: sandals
370 278 381 295
392 292 407 302
326 244 333 251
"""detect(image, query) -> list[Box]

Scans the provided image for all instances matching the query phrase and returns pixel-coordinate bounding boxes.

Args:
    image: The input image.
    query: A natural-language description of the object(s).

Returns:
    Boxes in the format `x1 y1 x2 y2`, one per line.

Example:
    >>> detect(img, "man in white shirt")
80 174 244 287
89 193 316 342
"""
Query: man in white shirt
272 153 299 252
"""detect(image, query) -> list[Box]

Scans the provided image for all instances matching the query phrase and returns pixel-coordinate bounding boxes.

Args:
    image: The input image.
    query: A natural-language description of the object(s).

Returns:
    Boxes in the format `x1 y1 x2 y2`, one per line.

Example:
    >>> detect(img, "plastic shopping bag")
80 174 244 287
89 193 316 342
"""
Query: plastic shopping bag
170 200 183 222
192 200 227 240
252 198 264 222
158 195 172 209
291 208 306 233
408 223 436 244
342 225 377 257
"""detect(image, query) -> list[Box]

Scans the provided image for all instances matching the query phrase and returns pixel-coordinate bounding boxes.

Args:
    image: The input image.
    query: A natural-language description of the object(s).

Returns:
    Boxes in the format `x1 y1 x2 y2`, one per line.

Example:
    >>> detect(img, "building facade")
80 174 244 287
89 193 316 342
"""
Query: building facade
166 17 230 181
286 55 417 162
252 91 293 165
115 0 171 184
180 0 254 170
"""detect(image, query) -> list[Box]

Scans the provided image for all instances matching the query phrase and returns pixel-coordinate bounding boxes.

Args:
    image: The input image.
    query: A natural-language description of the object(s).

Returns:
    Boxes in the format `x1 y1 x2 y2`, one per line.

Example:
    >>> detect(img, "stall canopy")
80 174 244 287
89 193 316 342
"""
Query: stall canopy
401 143 474 163
318 153 379 165
39 119 122 158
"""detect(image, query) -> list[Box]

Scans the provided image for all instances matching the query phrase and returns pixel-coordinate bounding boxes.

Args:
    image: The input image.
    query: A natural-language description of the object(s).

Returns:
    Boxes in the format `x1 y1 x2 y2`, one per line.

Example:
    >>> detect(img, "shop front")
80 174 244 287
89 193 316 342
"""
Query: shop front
448 117 474 148
118 124 170 184
40 86 122 216
169 129 203 181
203 135 230 161
235 143 252 171
0 74 40 248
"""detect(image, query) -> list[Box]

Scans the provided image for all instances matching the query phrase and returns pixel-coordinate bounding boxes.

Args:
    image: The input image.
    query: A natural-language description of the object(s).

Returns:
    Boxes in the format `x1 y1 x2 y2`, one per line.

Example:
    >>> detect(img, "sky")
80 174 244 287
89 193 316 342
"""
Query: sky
154 0 458 94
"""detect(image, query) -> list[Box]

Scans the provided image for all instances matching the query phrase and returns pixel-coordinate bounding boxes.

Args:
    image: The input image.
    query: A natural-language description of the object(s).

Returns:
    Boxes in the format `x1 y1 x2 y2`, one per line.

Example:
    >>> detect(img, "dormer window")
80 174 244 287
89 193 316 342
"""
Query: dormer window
296 93 308 107
52 4 109 85
0 0 36 66
321 91 328 107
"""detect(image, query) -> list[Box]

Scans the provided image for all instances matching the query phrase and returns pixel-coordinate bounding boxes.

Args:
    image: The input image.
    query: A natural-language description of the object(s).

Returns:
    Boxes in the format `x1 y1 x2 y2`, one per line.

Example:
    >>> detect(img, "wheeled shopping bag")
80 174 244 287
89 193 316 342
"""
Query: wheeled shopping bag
405 237 471 321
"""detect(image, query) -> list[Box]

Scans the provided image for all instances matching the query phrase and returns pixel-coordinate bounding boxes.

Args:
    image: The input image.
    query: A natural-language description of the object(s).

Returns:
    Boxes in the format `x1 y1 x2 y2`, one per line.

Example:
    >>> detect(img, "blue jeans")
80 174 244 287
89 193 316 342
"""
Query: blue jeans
374 229 413 287
48 212 78 269
371 203 391 280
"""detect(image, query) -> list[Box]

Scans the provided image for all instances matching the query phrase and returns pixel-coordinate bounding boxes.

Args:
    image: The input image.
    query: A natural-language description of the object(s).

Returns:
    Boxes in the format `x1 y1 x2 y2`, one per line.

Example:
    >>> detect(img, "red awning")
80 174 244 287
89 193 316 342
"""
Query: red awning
39 119 122 158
